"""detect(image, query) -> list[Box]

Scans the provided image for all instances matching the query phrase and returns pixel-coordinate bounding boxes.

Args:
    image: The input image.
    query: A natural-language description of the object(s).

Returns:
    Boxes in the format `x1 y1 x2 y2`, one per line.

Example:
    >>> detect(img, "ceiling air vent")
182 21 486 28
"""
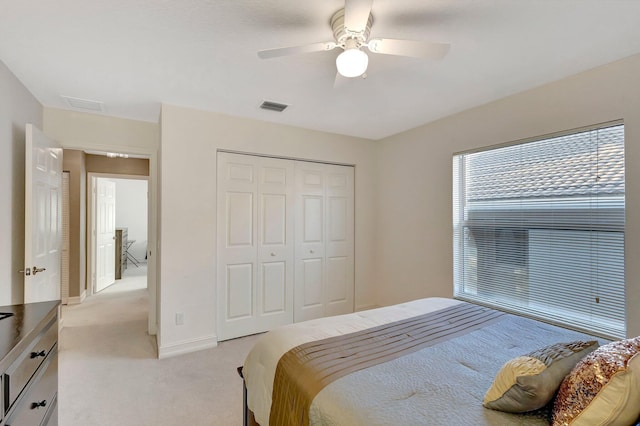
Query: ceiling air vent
260 100 288 112
62 95 105 112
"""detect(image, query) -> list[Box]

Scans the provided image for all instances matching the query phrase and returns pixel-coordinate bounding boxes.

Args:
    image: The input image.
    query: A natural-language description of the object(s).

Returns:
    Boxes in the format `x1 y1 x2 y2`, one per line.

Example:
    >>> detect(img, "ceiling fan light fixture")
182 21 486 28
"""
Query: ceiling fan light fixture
336 48 368 78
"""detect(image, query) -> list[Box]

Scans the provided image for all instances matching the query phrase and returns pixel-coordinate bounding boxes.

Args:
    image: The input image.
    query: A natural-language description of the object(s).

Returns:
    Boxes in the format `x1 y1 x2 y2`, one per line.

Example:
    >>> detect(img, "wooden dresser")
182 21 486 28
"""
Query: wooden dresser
0 301 60 426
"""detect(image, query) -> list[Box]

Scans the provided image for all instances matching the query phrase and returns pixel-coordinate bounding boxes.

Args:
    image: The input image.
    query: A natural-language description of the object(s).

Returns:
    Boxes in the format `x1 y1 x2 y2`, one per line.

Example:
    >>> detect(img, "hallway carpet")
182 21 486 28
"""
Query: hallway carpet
59 266 260 425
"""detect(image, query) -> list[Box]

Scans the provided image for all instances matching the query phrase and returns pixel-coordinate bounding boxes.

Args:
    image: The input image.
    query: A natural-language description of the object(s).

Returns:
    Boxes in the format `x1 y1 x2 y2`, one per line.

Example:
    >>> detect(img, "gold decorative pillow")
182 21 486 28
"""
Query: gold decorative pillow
484 341 599 413
552 336 640 426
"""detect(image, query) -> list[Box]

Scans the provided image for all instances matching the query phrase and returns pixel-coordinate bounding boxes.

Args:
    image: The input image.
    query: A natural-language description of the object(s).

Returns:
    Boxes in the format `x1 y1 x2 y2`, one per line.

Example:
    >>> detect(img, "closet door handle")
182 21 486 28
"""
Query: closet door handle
30 350 46 359
309 250 314 254
31 400 47 409
270 252 276 257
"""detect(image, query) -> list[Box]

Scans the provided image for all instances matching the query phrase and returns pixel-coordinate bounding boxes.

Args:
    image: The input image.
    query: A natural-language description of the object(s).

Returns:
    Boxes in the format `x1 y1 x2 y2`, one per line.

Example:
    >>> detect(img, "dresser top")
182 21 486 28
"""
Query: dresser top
0 300 60 365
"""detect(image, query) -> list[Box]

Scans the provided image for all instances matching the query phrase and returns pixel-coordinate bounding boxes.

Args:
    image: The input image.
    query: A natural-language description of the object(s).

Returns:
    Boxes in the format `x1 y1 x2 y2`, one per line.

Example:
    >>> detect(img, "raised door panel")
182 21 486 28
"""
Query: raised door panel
326 256 348 303
300 168 323 192
227 192 254 247
302 258 323 306
328 196 347 242
261 262 286 314
302 196 324 244
227 162 255 186
295 258 324 322
261 194 286 246
226 263 253 320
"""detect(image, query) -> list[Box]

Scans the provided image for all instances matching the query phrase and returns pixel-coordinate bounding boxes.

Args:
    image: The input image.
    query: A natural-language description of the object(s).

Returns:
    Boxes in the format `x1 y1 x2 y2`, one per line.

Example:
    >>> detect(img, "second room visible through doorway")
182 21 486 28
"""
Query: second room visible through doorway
94 176 148 294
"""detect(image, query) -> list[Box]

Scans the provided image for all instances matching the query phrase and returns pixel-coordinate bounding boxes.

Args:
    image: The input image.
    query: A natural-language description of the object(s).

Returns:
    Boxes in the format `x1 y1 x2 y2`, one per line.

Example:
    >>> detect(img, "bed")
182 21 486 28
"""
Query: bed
240 298 638 425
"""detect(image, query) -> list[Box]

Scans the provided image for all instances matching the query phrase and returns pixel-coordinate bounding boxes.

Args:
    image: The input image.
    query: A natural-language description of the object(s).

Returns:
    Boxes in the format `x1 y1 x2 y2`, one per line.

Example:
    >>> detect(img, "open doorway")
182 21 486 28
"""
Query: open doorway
89 174 148 295
61 147 157 339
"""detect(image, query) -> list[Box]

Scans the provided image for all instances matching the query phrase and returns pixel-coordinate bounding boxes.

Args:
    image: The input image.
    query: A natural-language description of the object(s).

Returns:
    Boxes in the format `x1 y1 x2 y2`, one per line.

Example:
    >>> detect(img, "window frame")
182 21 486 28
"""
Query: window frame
452 121 625 339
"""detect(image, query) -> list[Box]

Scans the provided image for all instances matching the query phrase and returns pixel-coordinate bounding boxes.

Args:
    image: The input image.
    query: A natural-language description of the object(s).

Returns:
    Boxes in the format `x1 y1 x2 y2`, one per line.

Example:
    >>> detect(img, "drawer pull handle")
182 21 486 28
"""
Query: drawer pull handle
31 400 47 409
30 350 46 359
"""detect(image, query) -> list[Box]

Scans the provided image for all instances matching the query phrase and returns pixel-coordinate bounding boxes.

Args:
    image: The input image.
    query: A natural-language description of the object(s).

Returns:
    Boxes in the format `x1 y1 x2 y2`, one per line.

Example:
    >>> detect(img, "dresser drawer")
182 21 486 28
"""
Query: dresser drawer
4 319 57 413
5 349 57 426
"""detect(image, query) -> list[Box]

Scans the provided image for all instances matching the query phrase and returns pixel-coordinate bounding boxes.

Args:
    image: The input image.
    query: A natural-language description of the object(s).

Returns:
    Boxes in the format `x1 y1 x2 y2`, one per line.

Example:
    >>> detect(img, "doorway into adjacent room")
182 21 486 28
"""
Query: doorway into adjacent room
89 175 149 295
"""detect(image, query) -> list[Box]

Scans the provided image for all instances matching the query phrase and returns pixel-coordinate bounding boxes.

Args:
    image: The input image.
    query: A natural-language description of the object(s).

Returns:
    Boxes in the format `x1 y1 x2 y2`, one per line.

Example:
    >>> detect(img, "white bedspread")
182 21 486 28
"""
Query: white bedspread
242 297 461 425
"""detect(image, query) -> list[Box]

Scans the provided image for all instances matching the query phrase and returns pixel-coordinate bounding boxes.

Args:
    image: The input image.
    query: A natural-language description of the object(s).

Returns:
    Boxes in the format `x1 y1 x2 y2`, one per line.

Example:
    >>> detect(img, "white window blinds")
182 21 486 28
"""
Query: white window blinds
453 123 625 339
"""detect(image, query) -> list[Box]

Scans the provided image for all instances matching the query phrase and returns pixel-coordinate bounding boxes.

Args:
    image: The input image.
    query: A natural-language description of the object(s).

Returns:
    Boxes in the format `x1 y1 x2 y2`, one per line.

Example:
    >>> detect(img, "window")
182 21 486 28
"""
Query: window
453 123 625 338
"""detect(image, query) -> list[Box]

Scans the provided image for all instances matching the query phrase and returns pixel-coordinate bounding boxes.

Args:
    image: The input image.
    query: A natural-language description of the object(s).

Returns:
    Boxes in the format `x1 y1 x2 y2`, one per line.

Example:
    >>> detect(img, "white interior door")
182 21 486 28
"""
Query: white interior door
95 178 116 292
24 123 62 303
217 153 295 341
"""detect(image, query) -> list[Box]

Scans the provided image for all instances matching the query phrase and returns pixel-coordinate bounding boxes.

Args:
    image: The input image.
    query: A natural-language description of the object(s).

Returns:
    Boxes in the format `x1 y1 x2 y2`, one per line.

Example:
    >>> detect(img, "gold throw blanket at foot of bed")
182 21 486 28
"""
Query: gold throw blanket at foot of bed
269 303 505 426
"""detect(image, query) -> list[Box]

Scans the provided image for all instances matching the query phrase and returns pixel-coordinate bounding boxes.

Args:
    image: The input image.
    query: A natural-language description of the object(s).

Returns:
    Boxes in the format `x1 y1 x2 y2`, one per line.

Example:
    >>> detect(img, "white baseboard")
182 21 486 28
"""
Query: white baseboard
158 335 218 359
67 291 86 305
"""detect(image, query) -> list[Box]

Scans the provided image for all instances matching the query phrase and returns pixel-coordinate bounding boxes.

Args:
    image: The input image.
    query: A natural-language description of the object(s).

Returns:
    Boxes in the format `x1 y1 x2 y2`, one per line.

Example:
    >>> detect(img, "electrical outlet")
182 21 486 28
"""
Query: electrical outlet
176 312 184 325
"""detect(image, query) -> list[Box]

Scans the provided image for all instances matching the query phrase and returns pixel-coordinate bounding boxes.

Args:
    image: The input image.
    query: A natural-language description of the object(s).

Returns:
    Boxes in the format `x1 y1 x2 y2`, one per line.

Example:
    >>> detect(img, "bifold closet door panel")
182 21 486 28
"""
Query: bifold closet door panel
324 164 354 317
217 153 259 340
294 161 326 323
217 153 294 341
256 157 294 330
218 152 354 339
294 161 355 323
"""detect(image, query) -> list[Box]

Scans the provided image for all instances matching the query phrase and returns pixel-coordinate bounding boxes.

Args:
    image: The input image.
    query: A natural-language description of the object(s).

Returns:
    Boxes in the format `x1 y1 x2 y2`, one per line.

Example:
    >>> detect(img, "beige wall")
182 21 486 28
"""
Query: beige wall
159 105 378 355
376 53 640 337
85 154 149 176
62 150 87 298
44 108 158 152
0 60 43 305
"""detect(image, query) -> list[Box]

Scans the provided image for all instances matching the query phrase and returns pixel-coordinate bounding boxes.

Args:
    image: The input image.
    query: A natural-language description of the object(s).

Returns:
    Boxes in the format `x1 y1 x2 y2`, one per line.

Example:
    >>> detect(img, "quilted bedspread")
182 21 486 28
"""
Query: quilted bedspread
243 298 603 426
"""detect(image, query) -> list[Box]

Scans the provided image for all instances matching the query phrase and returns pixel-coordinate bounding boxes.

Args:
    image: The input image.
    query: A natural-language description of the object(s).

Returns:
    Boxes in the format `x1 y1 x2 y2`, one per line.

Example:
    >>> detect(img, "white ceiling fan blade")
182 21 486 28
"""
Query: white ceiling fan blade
258 42 337 59
344 0 373 32
334 72 349 89
367 38 450 59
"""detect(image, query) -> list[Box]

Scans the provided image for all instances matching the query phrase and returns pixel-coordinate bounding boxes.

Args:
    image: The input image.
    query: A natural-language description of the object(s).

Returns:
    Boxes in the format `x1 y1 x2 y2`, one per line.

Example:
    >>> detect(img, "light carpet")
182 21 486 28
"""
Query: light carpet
59 265 261 425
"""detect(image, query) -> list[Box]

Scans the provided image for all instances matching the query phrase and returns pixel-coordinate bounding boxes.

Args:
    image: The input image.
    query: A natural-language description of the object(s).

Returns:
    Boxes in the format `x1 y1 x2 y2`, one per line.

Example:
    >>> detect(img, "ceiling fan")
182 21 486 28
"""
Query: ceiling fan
257 0 450 79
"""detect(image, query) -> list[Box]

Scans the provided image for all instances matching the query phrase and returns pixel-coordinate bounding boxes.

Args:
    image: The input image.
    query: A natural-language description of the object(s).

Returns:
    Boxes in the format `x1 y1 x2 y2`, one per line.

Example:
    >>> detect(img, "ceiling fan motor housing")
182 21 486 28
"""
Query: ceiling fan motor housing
331 8 373 48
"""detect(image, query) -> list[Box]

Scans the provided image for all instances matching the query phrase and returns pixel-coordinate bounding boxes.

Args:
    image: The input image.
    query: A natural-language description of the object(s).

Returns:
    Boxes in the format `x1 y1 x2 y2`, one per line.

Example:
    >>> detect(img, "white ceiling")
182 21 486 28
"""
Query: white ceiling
2 0 640 140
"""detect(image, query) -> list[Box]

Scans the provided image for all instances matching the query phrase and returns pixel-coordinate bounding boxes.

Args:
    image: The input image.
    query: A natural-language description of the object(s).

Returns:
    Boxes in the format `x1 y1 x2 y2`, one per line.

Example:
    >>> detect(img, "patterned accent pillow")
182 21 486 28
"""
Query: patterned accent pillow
552 336 640 426
484 341 599 413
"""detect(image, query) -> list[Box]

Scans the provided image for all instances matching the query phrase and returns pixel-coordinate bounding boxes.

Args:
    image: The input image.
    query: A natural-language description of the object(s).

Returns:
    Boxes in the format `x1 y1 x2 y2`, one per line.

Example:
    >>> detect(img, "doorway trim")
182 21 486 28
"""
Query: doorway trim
88 173 147 296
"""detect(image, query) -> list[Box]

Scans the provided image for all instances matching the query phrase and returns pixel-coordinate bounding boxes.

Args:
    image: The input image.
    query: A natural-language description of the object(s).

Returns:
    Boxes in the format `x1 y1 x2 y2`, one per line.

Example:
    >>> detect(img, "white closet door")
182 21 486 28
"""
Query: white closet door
324 164 354 317
256 157 294 331
294 162 326 322
294 162 354 322
217 153 294 341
